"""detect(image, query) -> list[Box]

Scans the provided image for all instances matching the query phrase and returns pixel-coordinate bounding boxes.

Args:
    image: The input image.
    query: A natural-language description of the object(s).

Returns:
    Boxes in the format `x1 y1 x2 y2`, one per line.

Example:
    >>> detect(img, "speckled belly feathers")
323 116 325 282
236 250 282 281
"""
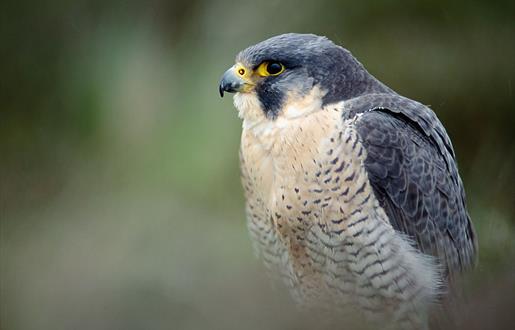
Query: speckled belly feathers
240 103 439 328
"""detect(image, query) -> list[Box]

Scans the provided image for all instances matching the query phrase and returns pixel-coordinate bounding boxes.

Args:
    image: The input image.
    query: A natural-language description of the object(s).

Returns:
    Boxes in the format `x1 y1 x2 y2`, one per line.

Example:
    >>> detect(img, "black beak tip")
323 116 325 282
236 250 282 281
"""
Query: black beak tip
219 84 224 98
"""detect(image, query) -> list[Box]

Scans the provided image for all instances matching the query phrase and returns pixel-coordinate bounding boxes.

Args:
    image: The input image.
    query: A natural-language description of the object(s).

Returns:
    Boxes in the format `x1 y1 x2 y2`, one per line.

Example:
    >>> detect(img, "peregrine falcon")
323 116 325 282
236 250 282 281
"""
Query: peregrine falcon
218 33 477 329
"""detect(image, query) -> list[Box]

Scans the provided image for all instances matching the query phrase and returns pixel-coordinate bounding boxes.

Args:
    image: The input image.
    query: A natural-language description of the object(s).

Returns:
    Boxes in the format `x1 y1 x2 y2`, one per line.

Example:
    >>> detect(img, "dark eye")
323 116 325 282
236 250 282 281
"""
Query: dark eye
257 61 285 76
267 62 284 75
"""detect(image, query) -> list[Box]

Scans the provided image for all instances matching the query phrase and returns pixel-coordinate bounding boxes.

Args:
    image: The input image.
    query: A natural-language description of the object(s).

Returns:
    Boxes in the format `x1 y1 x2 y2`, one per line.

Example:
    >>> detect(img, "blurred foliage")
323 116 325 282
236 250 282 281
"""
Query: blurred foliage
1 0 514 329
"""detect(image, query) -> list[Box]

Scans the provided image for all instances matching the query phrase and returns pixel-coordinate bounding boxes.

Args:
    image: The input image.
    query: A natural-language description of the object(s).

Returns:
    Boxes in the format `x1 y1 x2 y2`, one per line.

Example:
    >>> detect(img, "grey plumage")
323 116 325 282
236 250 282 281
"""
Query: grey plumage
235 33 393 116
345 93 477 277
219 33 477 329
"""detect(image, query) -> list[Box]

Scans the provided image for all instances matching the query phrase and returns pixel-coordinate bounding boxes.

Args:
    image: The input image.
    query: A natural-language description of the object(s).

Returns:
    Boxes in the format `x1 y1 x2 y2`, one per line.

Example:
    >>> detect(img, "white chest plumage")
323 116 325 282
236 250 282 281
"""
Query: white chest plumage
237 93 439 328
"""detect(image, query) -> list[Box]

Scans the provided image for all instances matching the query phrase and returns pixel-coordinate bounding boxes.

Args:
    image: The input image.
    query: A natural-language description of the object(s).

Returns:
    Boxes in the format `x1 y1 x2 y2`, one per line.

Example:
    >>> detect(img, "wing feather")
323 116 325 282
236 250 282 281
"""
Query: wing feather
354 108 476 277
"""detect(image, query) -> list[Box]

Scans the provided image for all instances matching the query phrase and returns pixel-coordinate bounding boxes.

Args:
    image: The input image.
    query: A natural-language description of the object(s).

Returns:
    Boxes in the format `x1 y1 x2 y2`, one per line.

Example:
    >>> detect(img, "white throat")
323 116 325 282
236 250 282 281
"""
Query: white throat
234 87 326 138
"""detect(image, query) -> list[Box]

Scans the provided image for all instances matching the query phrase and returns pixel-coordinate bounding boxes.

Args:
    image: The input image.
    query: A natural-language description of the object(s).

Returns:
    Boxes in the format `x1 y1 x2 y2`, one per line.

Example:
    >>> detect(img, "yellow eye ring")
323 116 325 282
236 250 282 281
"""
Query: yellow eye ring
256 61 285 76
238 68 245 75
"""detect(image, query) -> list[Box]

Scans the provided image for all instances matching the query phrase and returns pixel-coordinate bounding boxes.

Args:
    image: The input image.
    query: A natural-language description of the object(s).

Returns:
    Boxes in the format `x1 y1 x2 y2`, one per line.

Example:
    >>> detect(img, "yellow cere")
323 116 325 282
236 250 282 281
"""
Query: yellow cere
234 63 252 80
233 61 285 84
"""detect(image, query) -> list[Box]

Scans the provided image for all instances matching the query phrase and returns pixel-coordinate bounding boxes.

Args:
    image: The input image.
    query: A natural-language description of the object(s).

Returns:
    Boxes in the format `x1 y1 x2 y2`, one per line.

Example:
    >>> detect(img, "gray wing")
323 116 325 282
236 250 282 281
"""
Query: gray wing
354 107 477 278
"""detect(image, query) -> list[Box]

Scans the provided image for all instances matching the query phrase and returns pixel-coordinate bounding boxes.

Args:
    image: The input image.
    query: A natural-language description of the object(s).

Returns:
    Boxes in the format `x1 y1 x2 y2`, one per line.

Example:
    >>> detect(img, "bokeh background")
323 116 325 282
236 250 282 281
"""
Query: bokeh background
1 1 514 329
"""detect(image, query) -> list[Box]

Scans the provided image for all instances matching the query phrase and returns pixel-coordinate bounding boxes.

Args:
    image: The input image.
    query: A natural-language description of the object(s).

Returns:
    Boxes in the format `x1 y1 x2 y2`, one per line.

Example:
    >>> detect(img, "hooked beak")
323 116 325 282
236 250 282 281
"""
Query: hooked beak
218 66 253 97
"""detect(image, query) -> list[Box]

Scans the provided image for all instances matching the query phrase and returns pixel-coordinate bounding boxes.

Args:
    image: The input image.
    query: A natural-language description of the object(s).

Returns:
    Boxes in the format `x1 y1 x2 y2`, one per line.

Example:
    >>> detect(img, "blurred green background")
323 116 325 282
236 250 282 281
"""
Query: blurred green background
1 0 514 329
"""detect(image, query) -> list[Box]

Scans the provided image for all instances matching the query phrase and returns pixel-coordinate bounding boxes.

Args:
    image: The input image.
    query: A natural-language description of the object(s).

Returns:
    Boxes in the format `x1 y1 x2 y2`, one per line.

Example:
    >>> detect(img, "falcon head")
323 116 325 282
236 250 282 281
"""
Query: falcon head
219 33 389 124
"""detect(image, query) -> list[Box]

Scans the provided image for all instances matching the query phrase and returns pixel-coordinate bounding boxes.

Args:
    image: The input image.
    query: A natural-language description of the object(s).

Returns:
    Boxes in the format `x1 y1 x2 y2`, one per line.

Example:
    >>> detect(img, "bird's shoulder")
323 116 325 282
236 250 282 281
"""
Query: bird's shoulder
343 93 477 277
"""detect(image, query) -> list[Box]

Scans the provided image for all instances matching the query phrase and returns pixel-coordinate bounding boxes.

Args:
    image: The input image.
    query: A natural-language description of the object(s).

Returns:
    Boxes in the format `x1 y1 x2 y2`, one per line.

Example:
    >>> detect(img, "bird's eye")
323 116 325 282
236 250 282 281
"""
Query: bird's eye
257 61 285 76
266 62 284 75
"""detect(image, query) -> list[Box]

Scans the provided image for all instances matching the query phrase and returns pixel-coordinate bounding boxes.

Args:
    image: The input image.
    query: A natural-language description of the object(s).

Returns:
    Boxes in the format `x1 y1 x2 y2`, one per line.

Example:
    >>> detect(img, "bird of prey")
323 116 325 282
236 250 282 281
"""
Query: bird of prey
219 33 477 329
